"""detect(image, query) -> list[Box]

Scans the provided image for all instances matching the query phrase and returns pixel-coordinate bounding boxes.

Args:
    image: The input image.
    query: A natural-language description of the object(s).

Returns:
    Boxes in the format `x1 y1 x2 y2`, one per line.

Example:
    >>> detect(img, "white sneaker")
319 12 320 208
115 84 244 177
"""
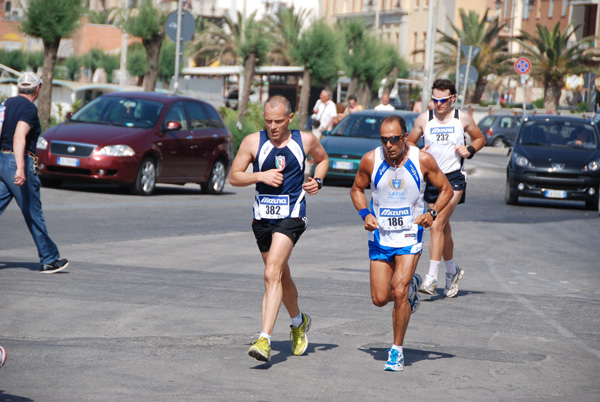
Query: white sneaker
444 266 464 298
418 274 437 295
0 345 6 368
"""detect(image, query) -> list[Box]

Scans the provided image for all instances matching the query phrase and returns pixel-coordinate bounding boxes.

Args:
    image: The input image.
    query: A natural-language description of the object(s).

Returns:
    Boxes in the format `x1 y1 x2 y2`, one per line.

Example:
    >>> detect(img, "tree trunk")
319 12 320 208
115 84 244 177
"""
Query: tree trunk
143 31 165 92
544 79 562 114
38 40 60 129
470 76 488 105
347 77 359 100
238 51 257 122
383 66 398 95
357 82 371 109
298 69 311 130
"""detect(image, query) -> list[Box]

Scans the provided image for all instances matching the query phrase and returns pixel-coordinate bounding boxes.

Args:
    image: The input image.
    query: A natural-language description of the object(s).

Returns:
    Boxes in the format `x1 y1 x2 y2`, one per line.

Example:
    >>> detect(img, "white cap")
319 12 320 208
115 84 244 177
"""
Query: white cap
17 71 42 89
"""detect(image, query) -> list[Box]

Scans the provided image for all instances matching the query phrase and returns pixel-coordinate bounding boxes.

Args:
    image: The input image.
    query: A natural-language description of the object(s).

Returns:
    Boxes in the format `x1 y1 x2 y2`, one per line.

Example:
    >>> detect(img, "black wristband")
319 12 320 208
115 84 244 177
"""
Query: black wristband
467 145 476 159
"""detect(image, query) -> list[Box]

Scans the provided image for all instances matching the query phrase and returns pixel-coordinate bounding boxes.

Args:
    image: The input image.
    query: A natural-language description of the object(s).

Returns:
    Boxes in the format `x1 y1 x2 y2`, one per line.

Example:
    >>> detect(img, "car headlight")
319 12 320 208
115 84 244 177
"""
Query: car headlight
96 145 135 157
584 158 600 172
36 136 48 150
514 152 534 168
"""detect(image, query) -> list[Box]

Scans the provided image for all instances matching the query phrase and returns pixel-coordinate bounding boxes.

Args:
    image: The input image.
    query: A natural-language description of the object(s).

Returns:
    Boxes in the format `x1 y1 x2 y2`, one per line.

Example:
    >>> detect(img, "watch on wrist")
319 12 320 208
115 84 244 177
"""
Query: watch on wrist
314 178 323 190
426 208 437 220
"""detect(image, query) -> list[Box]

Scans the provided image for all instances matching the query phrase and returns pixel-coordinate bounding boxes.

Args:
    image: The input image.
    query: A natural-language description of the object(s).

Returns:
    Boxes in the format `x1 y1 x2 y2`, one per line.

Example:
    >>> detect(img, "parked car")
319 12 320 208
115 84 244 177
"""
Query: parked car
505 115 600 213
478 113 522 147
319 110 420 183
225 89 259 109
36 92 233 195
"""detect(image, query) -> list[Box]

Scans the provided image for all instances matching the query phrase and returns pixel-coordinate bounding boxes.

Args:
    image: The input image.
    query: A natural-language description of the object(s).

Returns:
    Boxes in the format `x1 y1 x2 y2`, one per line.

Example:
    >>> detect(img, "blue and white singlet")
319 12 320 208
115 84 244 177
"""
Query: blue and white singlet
369 145 426 248
423 109 467 173
253 129 306 220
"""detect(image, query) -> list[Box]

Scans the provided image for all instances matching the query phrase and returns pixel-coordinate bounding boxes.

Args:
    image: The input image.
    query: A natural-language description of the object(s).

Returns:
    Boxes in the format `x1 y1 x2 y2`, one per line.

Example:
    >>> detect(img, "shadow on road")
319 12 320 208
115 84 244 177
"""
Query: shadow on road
250 340 339 369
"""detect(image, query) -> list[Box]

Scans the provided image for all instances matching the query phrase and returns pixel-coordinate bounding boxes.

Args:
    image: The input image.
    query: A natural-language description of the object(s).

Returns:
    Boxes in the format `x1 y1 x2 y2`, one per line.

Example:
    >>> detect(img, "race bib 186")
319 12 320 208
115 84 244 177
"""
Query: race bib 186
378 207 412 231
258 194 290 219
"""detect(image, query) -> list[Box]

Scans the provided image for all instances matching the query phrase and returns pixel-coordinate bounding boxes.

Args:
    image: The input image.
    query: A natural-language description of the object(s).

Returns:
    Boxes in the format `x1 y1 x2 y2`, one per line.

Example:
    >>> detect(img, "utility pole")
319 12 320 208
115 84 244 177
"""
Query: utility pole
120 0 130 88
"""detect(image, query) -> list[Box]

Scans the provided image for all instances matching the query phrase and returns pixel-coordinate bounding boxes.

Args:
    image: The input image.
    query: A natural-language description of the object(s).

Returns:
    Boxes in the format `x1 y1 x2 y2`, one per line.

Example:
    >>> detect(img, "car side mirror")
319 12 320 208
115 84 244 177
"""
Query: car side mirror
65 112 74 120
165 121 182 131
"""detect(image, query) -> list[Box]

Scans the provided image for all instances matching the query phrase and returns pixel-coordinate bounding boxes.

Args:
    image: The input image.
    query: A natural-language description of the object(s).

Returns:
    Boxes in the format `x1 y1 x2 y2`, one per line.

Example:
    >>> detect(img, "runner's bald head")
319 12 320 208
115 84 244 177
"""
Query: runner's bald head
265 95 292 115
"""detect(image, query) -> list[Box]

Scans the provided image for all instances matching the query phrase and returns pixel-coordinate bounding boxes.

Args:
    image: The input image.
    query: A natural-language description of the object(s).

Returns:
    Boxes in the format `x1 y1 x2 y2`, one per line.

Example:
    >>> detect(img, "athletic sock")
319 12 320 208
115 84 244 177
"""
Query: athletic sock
392 344 403 354
290 312 303 328
259 332 272 345
427 260 441 278
445 259 457 275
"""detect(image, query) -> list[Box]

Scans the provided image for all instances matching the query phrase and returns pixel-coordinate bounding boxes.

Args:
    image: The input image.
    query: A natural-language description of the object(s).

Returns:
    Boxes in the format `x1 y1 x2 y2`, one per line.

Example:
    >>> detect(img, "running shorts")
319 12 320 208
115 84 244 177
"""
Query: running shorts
252 217 307 252
424 169 466 204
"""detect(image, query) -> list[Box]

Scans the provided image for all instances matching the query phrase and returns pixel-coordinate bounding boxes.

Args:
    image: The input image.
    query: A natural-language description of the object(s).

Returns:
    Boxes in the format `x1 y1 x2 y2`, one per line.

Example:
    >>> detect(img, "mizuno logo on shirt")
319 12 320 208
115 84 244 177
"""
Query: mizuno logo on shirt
380 207 411 217
430 127 455 134
260 197 288 204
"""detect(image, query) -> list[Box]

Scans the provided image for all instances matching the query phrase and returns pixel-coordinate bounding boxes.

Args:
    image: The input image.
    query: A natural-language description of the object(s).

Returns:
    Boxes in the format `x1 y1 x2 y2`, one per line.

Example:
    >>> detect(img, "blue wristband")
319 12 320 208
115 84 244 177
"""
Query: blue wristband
359 208 371 221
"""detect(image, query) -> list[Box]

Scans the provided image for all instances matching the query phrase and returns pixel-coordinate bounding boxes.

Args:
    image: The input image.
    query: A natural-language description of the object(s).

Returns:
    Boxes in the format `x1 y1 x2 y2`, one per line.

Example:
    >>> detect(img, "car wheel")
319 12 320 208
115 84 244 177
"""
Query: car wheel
40 177 63 188
130 157 156 196
492 137 506 148
201 159 226 195
505 180 518 205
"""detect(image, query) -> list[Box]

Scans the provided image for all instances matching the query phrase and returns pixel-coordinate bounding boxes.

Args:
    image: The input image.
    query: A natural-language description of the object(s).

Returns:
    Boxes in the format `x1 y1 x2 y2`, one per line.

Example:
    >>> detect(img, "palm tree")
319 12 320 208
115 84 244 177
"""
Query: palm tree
339 20 403 108
436 8 509 104
193 11 270 121
290 19 339 128
264 5 311 66
123 0 167 92
20 0 82 127
86 7 118 24
516 23 595 113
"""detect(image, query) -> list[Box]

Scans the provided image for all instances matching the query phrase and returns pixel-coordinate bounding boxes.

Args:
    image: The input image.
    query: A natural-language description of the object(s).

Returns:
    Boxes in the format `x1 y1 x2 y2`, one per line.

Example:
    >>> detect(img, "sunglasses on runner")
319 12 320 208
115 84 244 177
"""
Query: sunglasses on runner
431 95 453 104
380 135 403 144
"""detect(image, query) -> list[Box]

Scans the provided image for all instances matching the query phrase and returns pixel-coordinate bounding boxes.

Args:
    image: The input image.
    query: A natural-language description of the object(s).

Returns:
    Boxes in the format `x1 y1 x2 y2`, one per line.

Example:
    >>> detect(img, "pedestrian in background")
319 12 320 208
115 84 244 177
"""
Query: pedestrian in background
0 72 69 274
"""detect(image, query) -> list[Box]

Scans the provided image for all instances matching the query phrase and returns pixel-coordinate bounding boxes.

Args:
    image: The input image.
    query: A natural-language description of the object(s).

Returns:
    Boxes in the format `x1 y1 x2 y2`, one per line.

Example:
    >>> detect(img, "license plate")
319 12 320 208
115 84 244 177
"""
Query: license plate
333 160 354 170
57 157 80 167
544 190 566 199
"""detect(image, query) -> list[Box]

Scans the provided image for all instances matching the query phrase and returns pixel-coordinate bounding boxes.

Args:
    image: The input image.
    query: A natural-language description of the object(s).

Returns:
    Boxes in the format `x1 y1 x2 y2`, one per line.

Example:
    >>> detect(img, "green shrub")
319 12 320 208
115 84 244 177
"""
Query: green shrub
532 98 544 109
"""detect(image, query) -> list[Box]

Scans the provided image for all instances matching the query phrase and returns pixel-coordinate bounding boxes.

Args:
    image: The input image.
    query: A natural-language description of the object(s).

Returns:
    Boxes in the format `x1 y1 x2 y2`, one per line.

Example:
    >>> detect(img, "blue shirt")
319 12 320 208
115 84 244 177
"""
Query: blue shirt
0 96 41 155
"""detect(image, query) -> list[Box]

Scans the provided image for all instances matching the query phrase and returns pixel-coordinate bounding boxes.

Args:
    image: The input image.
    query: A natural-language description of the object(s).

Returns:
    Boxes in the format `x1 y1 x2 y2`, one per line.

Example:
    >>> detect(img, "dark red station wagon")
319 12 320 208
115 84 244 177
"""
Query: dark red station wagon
36 92 233 195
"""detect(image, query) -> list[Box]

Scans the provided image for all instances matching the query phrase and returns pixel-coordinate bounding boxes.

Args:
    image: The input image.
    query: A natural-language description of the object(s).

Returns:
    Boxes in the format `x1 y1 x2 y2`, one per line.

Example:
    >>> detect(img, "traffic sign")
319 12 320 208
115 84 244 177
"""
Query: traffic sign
458 64 479 86
514 57 531 75
166 9 195 43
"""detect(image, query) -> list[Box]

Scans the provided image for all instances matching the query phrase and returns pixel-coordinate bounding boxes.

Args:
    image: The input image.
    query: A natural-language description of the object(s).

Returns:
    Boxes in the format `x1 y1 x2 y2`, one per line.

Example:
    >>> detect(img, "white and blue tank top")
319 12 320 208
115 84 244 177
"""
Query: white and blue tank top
253 129 306 220
369 145 426 248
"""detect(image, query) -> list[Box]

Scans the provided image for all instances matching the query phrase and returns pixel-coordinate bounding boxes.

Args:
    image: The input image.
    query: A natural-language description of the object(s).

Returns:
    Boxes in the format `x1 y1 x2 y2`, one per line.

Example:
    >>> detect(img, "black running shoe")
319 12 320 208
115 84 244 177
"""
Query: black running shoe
41 259 69 274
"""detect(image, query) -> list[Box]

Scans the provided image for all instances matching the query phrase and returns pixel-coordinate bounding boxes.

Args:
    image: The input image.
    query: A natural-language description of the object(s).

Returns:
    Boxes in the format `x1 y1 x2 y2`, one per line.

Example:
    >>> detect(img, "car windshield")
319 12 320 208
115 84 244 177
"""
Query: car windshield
71 96 165 129
519 121 599 150
330 114 415 138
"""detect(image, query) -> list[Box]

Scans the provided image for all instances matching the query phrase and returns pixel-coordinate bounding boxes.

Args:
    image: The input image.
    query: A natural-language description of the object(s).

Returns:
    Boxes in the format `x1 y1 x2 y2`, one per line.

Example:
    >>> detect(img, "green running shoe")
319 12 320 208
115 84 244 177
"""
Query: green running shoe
248 336 271 362
290 313 312 356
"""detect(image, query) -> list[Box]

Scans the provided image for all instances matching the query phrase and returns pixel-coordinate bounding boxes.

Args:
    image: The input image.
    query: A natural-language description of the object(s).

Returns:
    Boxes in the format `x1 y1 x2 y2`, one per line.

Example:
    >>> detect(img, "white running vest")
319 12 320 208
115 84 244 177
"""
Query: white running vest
423 109 466 173
369 146 426 248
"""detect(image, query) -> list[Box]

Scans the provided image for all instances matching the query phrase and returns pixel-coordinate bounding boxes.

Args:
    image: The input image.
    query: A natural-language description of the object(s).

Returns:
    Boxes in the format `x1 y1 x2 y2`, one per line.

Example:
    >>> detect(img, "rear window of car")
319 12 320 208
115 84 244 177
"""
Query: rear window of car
479 116 495 127
72 96 165 128
331 114 415 138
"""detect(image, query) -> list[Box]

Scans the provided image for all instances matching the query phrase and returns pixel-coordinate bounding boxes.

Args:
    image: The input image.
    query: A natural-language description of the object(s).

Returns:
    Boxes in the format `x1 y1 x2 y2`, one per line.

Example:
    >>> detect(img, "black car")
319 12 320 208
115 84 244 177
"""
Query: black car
505 115 600 213
478 113 522 147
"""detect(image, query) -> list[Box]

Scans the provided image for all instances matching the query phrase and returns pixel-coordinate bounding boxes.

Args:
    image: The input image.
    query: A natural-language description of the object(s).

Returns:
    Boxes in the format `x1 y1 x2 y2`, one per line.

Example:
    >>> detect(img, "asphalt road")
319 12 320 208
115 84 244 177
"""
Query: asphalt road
0 148 599 401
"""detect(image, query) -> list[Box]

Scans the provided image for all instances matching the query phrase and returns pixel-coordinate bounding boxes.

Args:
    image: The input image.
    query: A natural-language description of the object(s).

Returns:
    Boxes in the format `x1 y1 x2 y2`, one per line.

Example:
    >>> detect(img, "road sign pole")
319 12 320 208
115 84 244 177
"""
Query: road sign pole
461 46 473 110
173 0 183 93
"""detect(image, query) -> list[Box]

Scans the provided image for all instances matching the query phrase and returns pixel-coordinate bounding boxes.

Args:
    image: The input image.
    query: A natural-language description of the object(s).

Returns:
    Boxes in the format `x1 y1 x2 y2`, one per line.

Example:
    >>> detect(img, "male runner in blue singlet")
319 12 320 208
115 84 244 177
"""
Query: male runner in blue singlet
230 95 329 363
351 115 452 371
408 79 485 298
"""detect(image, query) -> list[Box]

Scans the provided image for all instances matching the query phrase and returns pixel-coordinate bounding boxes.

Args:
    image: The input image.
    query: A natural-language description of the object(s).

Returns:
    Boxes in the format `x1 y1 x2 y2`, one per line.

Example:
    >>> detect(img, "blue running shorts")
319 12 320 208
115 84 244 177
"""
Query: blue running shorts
368 240 423 262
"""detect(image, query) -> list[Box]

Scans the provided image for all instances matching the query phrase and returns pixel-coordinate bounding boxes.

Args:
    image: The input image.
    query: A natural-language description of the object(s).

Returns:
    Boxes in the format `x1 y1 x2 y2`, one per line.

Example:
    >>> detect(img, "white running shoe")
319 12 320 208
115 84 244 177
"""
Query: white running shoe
418 274 437 295
444 266 464 298
0 345 6 368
